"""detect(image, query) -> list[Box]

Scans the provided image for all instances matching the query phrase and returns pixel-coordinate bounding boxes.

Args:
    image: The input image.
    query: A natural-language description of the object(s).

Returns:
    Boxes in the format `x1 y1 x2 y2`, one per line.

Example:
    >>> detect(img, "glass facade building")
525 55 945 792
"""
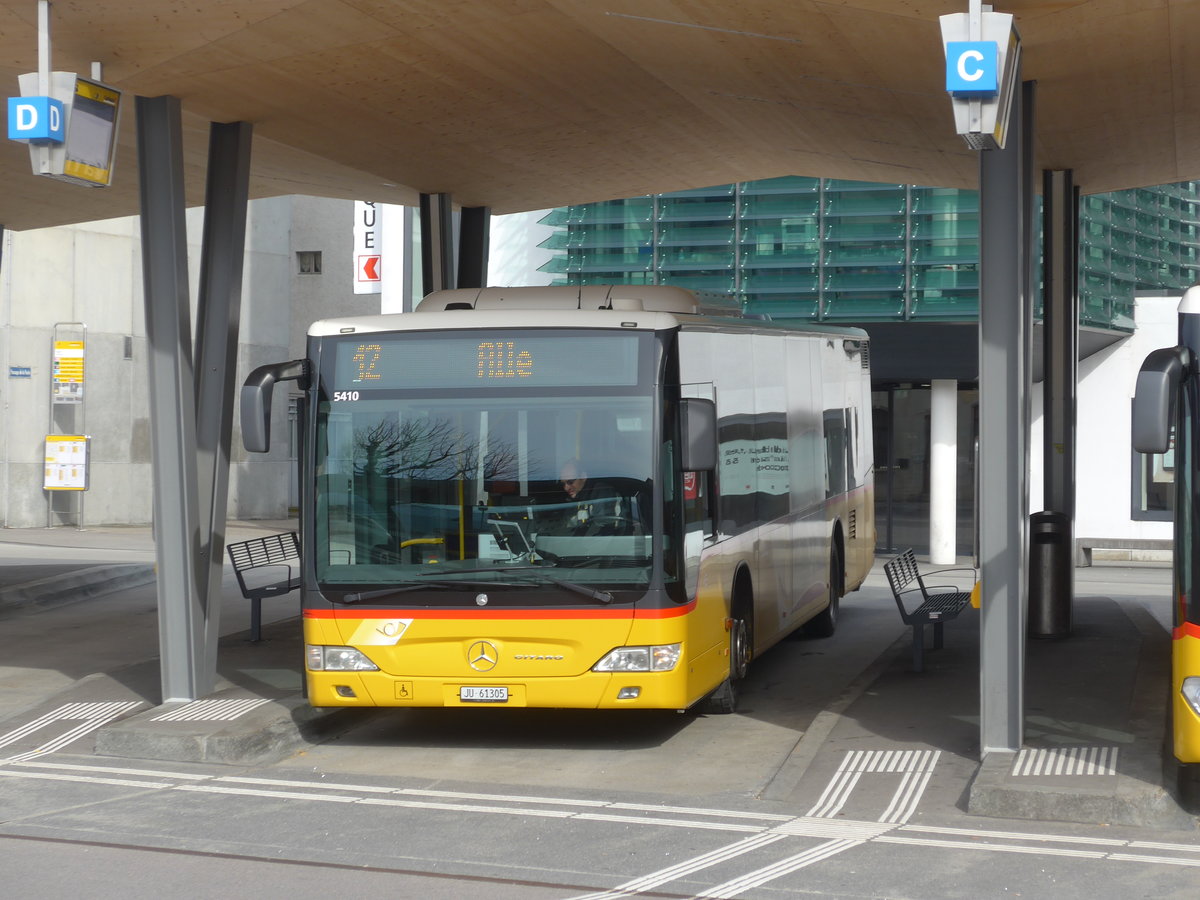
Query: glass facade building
538 176 1200 336
537 177 1200 555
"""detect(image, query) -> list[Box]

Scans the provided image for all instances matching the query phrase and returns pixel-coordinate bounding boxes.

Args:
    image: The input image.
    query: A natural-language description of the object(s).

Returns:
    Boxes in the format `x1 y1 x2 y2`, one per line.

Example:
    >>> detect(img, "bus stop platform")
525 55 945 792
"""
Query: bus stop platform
0 523 1196 833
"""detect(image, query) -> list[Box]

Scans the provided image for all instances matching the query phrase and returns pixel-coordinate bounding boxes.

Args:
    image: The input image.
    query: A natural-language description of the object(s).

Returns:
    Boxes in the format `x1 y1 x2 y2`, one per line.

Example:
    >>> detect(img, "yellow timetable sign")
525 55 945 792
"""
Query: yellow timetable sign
52 339 84 403
62 78 121 187
44 435 90 491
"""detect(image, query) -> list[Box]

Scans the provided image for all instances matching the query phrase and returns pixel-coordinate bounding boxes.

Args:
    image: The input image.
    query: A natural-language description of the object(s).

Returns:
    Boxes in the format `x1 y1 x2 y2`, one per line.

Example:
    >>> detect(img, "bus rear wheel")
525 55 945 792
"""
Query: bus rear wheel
804 549 842 638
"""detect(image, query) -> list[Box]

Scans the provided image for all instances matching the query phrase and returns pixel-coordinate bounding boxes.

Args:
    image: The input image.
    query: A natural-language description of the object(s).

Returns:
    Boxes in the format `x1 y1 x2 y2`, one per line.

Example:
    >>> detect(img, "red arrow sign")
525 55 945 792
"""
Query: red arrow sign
358 255 381 281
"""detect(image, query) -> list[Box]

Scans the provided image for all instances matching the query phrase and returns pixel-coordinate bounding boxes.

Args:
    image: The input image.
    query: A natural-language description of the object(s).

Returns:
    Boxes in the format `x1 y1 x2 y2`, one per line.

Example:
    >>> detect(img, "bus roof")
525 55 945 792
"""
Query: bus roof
416 285 741 316
308 285 870 341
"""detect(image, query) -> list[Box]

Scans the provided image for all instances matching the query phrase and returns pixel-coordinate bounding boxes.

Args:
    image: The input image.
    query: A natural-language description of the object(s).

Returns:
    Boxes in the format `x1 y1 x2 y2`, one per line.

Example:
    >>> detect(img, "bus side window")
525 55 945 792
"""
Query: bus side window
824 408 849 498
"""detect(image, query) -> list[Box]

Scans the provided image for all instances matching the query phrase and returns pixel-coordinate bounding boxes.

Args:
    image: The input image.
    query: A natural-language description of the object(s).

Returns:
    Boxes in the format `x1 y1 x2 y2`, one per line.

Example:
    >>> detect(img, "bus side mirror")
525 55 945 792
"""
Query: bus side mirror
1132 346 1188 454
681 397 717 471
241 359 310 453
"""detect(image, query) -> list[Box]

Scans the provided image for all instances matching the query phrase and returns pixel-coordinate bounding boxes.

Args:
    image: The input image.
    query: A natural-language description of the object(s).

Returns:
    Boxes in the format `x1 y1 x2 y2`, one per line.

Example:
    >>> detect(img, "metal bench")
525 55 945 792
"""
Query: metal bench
883 549 975 672
226 531 301 642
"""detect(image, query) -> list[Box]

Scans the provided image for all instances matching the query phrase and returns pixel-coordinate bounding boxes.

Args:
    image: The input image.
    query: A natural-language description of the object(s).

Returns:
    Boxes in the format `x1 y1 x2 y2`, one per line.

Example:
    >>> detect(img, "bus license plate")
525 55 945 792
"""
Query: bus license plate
460 686 508 703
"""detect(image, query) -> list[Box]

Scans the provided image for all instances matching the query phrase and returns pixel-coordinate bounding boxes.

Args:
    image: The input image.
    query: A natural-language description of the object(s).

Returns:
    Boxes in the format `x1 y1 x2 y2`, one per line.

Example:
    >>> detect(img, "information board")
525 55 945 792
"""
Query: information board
52 339 84 403
44 434 89 491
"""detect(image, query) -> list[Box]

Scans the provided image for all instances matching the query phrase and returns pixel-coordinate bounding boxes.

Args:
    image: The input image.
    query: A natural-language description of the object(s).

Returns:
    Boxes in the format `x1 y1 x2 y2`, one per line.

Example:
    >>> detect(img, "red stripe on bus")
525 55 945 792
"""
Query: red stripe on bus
305 600 697 621
1174 621 1200 641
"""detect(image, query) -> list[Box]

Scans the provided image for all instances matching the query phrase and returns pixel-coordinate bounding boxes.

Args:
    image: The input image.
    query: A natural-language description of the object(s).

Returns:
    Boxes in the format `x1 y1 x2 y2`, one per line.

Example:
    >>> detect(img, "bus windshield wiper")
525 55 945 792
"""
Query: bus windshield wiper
543 577 613 604
419 568 613 604
335 584 447 603
336 581 529 603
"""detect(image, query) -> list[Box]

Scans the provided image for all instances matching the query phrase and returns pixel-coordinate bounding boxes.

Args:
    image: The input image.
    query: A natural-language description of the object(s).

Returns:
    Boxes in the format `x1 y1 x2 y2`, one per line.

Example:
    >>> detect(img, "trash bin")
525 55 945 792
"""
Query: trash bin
1029 510 1072 638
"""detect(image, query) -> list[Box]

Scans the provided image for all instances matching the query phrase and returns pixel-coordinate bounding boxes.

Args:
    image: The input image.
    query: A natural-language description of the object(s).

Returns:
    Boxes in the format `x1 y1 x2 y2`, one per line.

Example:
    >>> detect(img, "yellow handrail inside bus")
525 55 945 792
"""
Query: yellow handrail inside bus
399 538 443 549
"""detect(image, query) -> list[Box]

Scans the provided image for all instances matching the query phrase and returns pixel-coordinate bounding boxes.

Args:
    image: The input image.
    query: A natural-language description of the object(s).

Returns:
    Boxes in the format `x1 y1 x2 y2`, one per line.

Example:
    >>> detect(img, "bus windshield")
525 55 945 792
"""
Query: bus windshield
312 330 659 594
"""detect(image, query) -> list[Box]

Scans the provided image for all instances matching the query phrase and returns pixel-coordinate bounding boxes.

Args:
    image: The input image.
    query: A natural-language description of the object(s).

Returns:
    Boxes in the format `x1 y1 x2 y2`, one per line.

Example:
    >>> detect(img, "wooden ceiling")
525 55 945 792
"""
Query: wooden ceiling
1 1 1198 230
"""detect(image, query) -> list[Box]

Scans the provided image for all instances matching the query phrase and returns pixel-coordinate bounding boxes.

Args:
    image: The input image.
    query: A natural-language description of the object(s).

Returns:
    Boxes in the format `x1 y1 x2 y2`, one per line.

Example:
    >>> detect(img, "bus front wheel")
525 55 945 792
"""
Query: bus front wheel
706 600 752 714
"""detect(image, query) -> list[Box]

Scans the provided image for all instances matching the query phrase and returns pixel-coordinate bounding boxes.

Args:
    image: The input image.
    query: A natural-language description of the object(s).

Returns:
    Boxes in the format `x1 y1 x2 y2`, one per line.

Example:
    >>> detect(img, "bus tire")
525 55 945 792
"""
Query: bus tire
804 548 842 638
705 596 753 714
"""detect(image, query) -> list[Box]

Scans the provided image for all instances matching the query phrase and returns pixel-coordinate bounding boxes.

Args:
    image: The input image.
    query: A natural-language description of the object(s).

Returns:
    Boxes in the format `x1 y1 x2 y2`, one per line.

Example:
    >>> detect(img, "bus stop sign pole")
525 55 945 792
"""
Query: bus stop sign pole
942 2 1030 753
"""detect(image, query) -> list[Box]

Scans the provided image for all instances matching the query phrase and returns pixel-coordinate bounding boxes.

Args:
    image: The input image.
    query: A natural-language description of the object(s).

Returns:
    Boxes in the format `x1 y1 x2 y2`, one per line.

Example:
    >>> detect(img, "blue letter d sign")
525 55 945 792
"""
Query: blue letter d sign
7 96 65 143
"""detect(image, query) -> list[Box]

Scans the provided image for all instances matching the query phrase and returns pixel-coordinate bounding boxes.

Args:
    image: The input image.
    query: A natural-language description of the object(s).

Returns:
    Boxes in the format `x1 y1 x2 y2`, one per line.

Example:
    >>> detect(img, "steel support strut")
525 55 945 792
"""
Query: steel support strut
978 77 1035 753
136 95 206 701
137 98 253 701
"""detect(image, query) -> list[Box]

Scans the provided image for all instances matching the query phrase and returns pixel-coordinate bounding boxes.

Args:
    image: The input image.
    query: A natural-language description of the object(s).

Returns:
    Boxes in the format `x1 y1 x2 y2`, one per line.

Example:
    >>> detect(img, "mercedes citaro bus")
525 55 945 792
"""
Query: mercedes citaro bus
241 285 874 712
1133 282 1200 771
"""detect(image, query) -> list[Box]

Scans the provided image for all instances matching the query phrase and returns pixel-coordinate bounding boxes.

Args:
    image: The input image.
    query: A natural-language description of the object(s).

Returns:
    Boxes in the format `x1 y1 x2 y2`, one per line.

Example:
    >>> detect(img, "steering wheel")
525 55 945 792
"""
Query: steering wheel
582 515 642 537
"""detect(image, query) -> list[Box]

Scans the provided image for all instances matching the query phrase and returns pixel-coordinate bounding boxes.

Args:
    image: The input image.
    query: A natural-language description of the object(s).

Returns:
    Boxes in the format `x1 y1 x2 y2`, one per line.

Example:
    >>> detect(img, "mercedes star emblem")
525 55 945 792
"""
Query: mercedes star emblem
468 640 499 672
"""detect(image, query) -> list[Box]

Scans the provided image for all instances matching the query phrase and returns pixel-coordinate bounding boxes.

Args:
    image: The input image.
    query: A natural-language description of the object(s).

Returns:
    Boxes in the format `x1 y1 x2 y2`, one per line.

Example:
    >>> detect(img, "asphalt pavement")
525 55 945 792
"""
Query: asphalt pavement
0 521 1197 834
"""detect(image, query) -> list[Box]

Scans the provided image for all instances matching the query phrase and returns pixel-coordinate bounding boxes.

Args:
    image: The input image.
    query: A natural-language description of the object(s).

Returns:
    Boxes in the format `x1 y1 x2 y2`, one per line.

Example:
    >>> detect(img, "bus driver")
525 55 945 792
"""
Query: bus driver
558 458 621 531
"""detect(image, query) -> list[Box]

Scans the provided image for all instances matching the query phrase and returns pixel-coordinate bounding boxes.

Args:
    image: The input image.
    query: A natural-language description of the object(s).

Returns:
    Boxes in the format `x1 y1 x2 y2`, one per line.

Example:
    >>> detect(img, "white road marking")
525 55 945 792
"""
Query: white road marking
1108 853 1200 867
574 812 759 832
771 817 896 840
875 834 1109 858
695 838 864 898
806 749 940 822
0 768 172 789
1 753 1197 896
568 832 790 900
1013 746 1119 777
0 701 143 762
1129 839 1200 854
1 759 209 780
151 698 271 722
901 823 1128 846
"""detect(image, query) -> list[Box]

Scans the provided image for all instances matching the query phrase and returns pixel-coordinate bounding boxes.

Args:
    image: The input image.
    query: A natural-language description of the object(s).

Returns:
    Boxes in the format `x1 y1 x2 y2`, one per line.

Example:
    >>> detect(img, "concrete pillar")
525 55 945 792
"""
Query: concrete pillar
929 378 958 565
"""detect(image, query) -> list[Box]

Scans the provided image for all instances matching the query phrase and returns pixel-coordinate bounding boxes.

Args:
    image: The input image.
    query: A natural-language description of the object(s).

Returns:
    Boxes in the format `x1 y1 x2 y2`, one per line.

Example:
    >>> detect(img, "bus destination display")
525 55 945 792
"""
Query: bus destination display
336 332 642 390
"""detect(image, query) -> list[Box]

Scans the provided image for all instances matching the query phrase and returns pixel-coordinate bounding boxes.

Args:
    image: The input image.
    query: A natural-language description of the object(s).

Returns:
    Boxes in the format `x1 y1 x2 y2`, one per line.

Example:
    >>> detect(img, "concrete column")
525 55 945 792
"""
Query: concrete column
929 379 958 565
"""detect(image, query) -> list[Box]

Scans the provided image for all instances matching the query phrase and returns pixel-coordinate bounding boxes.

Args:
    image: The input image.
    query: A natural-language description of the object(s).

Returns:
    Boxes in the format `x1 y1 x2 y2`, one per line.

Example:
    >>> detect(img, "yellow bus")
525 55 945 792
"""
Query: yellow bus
1133 282 1200 777
242 285 874 712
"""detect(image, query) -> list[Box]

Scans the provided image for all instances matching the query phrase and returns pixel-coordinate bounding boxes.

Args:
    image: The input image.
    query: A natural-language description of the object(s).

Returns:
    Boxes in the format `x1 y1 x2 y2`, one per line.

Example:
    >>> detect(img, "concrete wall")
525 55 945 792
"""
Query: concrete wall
1 215 150 526
0 196 379 527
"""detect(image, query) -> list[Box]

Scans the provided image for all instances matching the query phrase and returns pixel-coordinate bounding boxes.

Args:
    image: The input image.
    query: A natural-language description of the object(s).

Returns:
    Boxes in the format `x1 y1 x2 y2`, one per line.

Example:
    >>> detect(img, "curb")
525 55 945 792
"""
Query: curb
968 750 1198 830
0 564 157 612
94 691 381 766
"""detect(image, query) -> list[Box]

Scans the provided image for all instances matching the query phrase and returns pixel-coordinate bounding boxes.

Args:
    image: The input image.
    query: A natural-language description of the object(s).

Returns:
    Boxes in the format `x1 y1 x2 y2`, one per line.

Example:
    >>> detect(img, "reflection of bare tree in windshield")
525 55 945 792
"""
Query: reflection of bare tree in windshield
353 417 521 482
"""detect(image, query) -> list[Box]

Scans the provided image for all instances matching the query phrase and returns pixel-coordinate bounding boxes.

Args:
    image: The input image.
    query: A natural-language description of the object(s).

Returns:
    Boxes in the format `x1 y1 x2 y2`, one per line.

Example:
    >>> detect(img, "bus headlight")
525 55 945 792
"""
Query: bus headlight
593 644 681 672
307 644 379 672
1183 677 1200 715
